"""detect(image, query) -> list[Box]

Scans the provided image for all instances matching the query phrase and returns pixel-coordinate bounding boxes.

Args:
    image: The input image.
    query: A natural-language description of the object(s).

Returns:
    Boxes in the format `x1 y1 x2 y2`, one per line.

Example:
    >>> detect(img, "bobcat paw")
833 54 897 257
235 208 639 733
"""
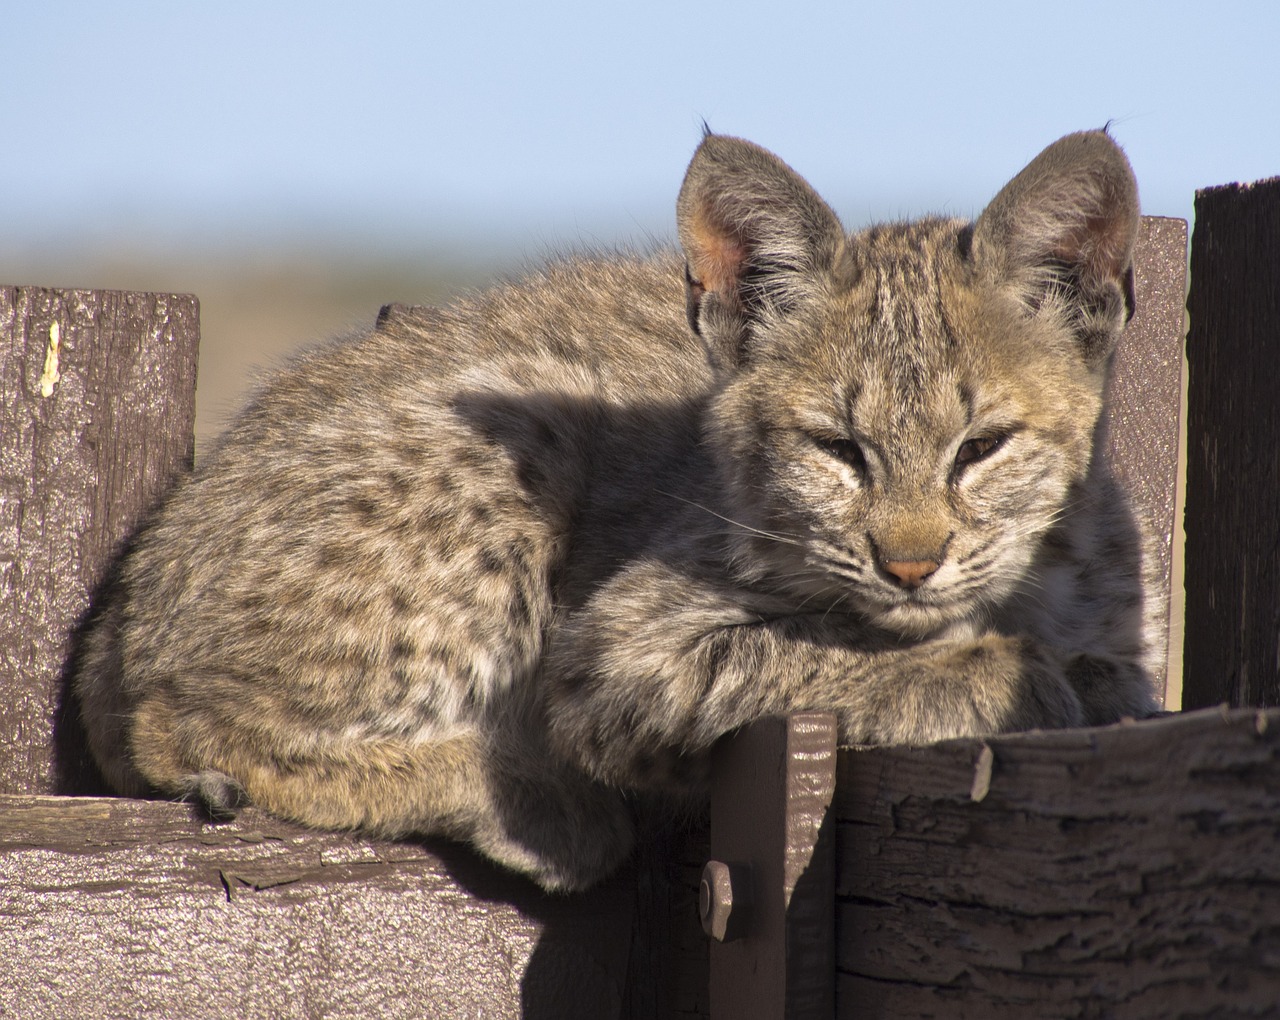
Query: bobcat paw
180 769 249 822
847 634 1084 745
477 769 636 892
1064 652 1160 725
951 634 1085 735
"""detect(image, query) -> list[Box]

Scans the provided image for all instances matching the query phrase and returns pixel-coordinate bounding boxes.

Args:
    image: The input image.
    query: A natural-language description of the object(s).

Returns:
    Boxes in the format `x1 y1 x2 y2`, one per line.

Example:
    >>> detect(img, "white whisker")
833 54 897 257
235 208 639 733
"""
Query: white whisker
655 489 807 549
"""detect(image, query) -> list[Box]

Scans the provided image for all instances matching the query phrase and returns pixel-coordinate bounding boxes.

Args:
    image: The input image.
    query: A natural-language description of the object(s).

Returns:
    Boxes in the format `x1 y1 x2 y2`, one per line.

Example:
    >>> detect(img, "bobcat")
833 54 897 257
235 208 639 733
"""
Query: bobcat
75 129 1159 891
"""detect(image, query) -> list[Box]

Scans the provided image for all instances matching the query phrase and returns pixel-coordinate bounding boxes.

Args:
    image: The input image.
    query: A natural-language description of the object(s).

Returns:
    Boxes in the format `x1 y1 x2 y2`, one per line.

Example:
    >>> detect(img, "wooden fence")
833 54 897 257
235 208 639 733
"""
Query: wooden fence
1 178 1278 1018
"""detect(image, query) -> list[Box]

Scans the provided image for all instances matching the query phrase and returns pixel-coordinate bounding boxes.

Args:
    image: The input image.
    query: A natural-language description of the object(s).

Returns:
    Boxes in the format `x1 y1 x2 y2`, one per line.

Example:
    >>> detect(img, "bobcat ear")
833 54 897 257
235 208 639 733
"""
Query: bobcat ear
677 134 845 368
972 130 1140 366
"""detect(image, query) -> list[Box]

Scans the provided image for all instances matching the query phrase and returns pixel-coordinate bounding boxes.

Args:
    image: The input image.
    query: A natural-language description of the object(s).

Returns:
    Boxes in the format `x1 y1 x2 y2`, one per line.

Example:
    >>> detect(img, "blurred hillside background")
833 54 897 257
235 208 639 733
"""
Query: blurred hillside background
4 1 1278 455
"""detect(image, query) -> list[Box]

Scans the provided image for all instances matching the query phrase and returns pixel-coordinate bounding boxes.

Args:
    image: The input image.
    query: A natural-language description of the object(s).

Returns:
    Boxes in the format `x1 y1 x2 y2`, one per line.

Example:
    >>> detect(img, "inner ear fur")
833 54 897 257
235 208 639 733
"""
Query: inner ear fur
676 134 845 367
972 130 1141 363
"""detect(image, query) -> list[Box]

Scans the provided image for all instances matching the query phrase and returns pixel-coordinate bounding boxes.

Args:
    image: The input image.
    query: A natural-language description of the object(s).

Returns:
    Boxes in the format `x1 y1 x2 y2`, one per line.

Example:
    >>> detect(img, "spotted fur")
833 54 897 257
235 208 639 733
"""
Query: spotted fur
75 130 1157 890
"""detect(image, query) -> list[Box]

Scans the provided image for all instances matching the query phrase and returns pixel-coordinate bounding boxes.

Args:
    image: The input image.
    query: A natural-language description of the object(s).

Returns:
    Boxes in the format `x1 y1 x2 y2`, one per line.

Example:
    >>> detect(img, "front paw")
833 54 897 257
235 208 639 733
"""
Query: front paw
849 634 1084 745
1063 652 1160 725
961 635 1085 734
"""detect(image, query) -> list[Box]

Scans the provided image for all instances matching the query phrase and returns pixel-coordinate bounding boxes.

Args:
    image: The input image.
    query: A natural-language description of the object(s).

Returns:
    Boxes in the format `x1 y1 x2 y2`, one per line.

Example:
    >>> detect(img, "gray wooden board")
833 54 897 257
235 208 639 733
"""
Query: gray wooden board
1103 216 1187 704
834 706 1280 1017
0 286 199 794
0 795 709 1020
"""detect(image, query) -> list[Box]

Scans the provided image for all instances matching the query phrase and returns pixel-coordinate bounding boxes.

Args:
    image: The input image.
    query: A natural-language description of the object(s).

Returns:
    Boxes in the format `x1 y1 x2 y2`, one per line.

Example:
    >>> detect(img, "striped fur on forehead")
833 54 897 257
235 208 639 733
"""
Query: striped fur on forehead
839 217 971 424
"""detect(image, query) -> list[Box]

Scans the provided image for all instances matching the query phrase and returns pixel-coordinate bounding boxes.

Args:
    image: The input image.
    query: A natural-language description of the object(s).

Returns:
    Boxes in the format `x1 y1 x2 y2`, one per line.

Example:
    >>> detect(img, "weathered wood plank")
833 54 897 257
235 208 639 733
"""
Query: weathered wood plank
833 706 1280 1017
705 714 837 1020
1184 177 1280 709
0 284 709 1020
0 286 199 794
0 794 709 1020
1103 216 1187 705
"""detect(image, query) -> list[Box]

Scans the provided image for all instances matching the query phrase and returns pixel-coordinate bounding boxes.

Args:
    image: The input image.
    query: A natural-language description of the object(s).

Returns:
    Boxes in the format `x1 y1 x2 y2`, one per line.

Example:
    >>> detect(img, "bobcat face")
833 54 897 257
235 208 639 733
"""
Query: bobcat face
709 218 1106 639
682 132 1135 641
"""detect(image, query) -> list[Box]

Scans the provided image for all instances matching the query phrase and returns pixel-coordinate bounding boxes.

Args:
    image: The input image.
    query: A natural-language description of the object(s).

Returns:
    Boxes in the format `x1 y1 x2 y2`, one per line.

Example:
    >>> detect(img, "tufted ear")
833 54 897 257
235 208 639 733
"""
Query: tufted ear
676 133 845 369
972 130 1140 366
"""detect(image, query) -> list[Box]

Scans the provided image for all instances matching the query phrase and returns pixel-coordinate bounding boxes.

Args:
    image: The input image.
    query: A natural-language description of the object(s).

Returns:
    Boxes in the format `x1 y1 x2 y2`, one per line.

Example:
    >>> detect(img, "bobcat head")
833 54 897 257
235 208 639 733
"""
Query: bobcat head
678 131 1139 639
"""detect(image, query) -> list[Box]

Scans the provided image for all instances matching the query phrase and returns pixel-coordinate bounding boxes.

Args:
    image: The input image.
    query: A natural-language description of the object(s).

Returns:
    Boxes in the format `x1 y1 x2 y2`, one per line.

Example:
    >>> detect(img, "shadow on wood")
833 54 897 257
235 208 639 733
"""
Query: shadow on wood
0 283 709 1019
836 707 1280 1016
0 793 708 1019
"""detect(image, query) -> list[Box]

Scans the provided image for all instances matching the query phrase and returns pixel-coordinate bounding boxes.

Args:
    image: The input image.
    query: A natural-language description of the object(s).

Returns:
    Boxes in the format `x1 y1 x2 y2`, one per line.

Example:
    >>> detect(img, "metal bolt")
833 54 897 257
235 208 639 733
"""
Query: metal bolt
700 859 748 942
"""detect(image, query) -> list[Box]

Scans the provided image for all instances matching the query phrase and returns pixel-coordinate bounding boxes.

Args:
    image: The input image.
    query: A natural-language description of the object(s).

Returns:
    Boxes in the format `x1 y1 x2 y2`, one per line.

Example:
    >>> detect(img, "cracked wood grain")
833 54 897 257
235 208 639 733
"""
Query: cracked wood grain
0 794 710 1020
834 707 1280 1018
0 285 199 794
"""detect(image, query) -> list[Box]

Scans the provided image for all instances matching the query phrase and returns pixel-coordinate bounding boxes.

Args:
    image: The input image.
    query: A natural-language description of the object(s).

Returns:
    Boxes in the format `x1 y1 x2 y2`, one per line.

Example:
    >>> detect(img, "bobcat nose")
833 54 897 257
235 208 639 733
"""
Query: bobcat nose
880 559 940 590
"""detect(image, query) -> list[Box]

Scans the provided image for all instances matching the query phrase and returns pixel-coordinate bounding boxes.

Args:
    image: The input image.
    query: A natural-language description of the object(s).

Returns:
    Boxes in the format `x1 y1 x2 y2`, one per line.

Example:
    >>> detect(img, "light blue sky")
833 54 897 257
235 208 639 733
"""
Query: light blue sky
5 2 1277 262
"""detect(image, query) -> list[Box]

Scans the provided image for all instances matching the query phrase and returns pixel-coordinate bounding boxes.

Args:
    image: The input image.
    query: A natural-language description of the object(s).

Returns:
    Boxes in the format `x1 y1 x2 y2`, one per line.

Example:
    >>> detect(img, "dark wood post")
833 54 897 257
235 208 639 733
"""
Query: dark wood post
0 286 199 794
1184 177 1280 709
703 713 837 1019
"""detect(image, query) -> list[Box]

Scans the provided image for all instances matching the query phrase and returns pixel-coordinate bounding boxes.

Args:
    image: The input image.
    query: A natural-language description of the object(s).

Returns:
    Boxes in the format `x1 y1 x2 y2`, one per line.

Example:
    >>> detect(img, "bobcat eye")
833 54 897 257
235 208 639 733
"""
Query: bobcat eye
813 434 867 473
955 434 1005 468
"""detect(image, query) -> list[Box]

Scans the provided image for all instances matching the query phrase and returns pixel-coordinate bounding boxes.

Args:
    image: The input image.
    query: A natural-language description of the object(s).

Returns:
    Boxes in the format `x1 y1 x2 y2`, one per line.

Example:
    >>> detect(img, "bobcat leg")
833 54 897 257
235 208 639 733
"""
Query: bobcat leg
132 698 632 891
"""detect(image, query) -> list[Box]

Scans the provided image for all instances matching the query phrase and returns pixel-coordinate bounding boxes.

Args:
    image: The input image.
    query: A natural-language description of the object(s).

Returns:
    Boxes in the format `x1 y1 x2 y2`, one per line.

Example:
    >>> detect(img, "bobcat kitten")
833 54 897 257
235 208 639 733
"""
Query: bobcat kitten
76 130 1158 891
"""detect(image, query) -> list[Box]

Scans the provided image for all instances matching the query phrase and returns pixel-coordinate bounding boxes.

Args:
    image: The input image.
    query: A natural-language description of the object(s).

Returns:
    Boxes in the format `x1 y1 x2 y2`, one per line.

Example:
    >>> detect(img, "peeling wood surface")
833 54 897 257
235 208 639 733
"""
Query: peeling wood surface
0 795 709 1020
834 707 1280 1018
0 286 199 794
